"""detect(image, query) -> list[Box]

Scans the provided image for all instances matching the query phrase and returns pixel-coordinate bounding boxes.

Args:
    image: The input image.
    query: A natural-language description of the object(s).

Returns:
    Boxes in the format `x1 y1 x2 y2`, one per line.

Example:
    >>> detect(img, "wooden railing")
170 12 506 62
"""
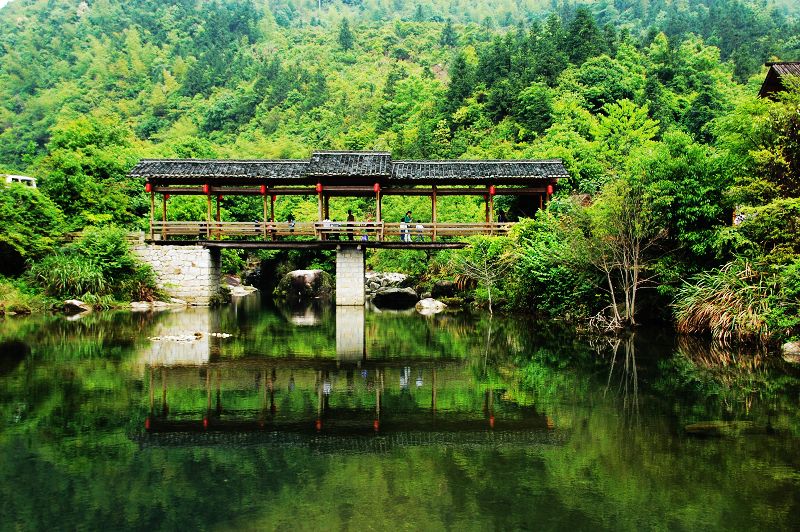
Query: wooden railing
314 221 385 240
149 221 512 241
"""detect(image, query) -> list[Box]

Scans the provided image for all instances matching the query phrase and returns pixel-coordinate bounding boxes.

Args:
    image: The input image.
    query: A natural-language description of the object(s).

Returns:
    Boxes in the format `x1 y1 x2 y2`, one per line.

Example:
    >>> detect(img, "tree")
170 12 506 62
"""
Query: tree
450 237 515 314
564 8 606 65
440 19 457 47
514 82 553 137
592 99 659 166
444 51 474 116
586 177 665 329
337 19 354 50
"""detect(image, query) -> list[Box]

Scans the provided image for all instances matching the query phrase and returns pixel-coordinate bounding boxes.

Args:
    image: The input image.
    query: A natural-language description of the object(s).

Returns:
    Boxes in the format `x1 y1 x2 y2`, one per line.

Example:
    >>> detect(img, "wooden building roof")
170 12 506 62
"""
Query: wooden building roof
130 151 568 186
759 62 800 99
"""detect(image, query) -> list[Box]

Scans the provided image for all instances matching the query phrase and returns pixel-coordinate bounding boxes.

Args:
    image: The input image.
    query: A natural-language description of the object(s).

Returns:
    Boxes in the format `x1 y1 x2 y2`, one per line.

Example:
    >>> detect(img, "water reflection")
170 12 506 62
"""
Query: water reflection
595 335 640 421
1 304 800 530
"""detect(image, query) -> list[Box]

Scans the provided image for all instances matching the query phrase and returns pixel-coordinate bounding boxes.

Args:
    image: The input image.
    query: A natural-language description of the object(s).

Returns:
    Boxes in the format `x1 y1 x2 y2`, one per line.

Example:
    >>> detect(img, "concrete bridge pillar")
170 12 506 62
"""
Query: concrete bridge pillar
133 244 221 305
335 245 365 306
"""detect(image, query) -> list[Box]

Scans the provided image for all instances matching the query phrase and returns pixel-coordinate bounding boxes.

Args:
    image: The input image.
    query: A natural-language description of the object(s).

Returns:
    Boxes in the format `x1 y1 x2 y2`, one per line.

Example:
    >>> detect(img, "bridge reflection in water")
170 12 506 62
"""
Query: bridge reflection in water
139 306 560 449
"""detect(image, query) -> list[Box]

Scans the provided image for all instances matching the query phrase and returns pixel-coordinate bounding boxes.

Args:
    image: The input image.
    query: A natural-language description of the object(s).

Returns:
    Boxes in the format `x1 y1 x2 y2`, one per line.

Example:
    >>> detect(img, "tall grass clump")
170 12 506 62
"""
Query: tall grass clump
674 262 774 343
27 226 159 302
28 251 106 297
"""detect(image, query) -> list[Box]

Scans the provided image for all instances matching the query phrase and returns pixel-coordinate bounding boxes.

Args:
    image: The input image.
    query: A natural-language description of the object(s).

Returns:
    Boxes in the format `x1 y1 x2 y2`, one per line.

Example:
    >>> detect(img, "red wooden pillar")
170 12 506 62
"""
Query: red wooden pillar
431 185 437 242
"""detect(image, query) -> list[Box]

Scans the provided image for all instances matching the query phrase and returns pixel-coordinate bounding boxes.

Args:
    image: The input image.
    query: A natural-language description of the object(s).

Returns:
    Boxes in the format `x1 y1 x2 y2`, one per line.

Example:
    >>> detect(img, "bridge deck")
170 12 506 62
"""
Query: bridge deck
147 220 510 248
148 240 467 249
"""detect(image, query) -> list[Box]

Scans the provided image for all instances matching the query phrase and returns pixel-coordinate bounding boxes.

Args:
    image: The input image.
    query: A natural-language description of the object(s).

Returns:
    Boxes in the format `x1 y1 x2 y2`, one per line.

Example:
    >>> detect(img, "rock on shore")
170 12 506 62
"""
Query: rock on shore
275 269 334 300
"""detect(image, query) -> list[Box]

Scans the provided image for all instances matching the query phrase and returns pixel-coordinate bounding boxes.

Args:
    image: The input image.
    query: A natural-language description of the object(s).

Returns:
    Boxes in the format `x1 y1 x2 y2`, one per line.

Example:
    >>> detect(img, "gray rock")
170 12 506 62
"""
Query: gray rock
416 298 446 315
230 285 258 297
372 287 419 309
432 280 457 298
275 269 334 300
782 341 800 364
365 272 409 289
63 299 91 315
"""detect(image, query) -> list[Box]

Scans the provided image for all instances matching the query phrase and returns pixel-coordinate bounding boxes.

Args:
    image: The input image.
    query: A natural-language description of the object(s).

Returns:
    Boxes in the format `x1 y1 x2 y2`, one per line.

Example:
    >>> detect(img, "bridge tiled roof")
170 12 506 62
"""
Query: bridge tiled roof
130 159 309 179
308 151 392 177
391 160 568 181
130 151 568 185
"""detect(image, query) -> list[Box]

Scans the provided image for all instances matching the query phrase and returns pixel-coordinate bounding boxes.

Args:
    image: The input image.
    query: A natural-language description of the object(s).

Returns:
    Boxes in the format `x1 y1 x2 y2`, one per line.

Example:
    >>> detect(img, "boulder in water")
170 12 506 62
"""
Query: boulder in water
415 298 446 315
782 342 800 364
372 287 419 309
431 280 457 298
63 300 91 315
274 269 334 300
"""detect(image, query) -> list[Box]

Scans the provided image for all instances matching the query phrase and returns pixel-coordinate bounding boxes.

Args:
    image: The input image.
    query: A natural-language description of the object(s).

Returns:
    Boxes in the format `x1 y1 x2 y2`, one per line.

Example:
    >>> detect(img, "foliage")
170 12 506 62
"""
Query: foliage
0 277 51 315
27 226 158 302
0 0 797 336
509 207 601 320
28 252 107 299
0 182 65 275
448 236 516 313
585 176 665 328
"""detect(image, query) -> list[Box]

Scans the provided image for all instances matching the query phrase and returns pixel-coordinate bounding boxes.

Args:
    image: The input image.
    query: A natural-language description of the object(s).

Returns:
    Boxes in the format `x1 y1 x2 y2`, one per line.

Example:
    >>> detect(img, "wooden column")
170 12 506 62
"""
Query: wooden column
262 194 268 239
484 194 489 223
431 185 437 242
161 195 167 240
539 194 543 211
376 190 382 241
149 191 155 240
206 194 212 238
317 191 323 221
323 195 330 219
216 196 221 240
270 194 275 241
489 192 494 234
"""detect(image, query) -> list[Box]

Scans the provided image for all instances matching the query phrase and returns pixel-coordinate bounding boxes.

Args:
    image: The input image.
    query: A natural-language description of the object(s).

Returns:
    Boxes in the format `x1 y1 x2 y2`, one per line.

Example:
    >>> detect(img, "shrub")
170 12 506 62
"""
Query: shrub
0 183 65 275
27 225 159 302
0 277 51 315
674 261 774 343
508 211 602 319
28 251 106 298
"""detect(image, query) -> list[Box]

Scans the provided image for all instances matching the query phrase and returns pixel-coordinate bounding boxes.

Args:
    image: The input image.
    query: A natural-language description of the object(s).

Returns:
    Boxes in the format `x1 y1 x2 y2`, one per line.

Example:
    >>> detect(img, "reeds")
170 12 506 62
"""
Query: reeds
674 262 774 343
28 252 106 298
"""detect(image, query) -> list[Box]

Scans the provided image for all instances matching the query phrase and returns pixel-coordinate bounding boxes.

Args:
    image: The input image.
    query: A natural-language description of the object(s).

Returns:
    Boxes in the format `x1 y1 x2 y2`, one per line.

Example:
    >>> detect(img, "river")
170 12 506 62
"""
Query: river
0 295 798 530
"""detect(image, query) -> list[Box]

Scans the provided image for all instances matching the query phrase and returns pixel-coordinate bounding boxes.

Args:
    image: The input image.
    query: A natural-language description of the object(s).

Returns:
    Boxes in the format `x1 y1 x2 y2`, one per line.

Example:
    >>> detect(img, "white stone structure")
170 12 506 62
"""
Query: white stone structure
133 244 221 305
335 246 365 306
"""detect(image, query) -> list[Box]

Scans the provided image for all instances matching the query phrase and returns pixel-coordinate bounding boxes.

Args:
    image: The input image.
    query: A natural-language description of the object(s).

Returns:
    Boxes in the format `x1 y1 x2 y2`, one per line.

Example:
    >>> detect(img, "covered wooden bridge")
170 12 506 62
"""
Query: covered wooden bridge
131 151 568 247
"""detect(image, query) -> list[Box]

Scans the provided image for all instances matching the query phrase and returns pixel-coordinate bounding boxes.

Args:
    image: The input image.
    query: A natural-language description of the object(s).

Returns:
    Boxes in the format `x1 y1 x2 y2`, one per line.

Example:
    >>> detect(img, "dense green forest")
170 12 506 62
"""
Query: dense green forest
0 0 798 343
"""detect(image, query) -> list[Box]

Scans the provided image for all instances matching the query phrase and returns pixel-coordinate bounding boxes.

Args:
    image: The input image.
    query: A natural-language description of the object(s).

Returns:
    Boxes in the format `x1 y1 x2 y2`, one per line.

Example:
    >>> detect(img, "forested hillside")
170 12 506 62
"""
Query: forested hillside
0 0 798 341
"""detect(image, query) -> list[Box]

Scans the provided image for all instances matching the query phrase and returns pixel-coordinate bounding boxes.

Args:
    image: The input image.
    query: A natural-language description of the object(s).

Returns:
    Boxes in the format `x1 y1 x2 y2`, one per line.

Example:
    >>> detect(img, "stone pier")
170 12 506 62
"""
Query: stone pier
133 244 221 305
335 246 365 306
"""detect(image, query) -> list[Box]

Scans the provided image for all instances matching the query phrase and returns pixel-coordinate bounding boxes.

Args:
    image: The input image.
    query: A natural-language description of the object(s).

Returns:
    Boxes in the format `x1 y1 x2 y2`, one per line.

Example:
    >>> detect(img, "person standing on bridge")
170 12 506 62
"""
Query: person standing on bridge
401 211 412 242
347 209 355 240
497 209 508 223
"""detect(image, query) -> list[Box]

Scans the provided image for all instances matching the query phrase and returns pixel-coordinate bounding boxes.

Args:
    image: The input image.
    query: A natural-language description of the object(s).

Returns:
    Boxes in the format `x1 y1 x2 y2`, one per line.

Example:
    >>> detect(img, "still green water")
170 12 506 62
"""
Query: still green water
1 295 799 531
